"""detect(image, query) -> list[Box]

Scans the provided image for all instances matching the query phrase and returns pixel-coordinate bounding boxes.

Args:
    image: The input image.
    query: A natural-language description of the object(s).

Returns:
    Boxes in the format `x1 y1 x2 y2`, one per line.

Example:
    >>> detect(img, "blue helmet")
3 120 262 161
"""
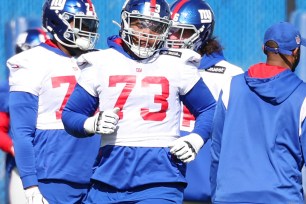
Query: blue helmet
15 28 49 54
120 0 171 58
167 0 215 52
42 0 99 50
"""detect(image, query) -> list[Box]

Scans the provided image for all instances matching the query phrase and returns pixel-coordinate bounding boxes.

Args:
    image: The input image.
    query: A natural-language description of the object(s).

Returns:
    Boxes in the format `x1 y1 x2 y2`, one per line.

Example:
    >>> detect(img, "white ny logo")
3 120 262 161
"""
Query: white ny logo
198 10 212 23
50 0 66 10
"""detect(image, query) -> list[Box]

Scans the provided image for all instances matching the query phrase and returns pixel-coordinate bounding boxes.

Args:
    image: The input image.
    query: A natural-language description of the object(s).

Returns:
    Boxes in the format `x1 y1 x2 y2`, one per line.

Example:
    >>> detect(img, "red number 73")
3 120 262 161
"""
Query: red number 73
109 75 169 121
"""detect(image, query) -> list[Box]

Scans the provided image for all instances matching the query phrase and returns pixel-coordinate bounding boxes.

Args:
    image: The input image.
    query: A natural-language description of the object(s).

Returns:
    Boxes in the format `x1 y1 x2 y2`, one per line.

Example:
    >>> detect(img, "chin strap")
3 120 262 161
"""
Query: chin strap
279 53 293 71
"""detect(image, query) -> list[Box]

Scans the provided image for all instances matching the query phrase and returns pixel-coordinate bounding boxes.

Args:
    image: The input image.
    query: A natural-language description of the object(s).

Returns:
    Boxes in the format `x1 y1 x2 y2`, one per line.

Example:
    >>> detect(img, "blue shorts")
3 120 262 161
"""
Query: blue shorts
83 181 184 204
39 179 90 204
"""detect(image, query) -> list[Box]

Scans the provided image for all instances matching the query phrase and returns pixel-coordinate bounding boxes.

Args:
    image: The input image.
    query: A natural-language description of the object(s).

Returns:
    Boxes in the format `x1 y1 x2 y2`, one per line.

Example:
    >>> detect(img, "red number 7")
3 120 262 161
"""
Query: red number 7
51 76 77 120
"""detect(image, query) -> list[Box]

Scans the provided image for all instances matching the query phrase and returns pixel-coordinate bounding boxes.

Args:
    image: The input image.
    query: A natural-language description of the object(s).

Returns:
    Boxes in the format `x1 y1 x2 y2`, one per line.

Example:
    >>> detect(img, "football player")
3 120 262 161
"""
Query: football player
2 27 49 204
166 0 243 203
62 0 216 203
6 0 100 203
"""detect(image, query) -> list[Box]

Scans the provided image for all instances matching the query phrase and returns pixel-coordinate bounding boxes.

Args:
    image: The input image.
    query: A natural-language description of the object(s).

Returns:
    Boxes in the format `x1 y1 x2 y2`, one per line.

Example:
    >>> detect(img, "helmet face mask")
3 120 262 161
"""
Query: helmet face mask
61 12 99 50
120 0 171 59
167 23 199 49
166 0 215 52
43 0 99 50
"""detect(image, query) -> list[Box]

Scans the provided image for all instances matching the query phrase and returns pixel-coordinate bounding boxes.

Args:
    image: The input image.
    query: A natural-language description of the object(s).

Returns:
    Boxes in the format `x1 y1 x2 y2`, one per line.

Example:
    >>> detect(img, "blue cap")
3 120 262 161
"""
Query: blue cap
264 22 306 55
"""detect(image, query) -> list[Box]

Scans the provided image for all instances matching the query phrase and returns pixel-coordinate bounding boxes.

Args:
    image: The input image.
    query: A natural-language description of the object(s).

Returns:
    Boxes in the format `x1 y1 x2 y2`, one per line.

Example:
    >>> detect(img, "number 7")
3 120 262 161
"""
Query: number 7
51 76 77 119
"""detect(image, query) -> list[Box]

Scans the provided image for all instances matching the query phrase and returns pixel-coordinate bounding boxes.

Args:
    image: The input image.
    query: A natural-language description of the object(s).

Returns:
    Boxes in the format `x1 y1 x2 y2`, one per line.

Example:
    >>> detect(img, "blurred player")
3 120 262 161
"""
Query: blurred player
61 0 216 203
6 0 100 203
211 22 306 203
1 27 49 204
166 1 243 203
15 28 50 54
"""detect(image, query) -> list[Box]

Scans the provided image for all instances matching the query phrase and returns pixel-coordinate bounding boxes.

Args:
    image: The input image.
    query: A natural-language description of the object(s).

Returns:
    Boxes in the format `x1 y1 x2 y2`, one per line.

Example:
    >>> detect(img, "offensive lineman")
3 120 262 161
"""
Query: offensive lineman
4 27 50 204
7 0 100 203
62 0 216 203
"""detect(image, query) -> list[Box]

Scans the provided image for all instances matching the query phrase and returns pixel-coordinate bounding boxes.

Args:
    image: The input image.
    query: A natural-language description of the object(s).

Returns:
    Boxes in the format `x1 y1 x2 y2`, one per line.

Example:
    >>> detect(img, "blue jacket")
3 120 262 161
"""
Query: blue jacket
211 63 306 204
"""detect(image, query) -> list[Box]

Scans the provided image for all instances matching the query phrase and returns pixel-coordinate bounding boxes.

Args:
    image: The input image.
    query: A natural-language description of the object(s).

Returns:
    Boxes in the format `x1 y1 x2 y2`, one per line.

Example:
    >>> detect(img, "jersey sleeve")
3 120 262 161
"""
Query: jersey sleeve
9 91 39 188
181 79 216 141
62 84 99 137
76 53 100 97
7 51 44 96
178 49 202 95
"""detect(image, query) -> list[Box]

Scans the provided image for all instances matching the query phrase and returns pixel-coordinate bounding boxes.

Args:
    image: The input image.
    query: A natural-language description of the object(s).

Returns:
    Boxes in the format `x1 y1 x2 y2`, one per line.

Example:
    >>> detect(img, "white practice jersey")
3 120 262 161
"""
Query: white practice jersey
77 48 201 147
7 45 80 130
200 60 244 100
181 60 243 132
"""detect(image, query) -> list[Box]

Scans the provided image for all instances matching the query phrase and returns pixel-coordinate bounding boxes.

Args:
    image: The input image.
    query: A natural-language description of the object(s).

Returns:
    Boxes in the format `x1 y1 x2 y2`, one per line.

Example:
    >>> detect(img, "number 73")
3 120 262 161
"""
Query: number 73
109 75 169 121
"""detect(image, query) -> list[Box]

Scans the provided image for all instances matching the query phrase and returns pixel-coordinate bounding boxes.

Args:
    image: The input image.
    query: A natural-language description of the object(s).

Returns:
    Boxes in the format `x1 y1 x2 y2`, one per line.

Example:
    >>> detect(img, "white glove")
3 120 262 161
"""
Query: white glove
169 133 204 163
84 107 120 134
24 186 49 204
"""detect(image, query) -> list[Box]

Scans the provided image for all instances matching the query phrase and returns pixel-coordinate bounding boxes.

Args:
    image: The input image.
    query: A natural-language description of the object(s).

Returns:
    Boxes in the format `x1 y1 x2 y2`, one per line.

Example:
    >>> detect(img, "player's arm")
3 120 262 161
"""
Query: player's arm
62 84 119 137
9 91 38 188
181 79 216 141
62 84 99 137
170 79 216 163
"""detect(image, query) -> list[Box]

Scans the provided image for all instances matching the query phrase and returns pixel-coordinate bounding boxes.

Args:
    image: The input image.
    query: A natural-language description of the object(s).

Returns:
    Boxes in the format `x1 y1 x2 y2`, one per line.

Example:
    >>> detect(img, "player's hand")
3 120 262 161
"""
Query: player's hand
169 133 204 163
24 186 49 204
84 107 120 134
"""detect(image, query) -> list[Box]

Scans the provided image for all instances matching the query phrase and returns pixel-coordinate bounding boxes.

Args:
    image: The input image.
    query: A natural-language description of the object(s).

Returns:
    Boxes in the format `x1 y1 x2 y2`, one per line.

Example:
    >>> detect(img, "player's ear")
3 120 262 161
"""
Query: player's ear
292 47 299 57
262 45 267 55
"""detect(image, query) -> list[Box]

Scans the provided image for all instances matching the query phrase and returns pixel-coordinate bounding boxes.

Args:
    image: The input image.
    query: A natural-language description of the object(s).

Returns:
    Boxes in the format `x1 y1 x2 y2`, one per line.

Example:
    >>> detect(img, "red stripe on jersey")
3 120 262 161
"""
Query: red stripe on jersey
150 0 157 13
171 0 189 20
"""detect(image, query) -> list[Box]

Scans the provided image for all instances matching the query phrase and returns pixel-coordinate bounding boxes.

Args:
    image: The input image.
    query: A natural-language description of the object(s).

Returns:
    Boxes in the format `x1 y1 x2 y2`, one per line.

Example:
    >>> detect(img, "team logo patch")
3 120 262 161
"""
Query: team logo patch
159 50 182 58
205 66 226 74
